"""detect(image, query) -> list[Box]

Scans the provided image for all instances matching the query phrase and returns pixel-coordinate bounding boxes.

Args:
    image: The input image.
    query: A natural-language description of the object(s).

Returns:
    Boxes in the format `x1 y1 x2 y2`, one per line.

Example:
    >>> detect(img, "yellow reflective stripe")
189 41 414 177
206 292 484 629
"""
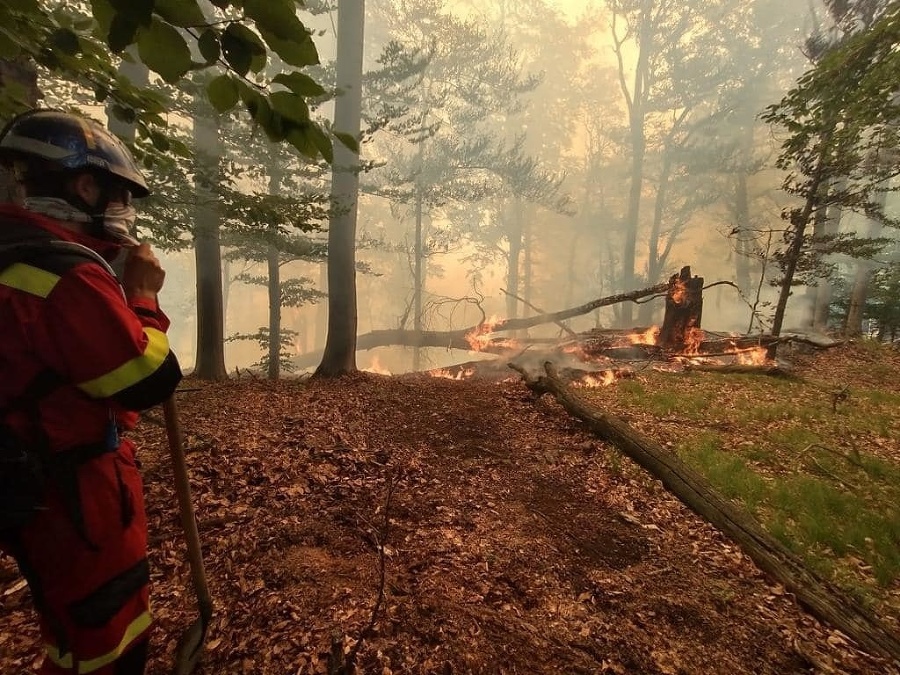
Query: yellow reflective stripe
78 610 152 674
77 327 170 398
45 642 74 669
43 611 152 673
0 262 60 297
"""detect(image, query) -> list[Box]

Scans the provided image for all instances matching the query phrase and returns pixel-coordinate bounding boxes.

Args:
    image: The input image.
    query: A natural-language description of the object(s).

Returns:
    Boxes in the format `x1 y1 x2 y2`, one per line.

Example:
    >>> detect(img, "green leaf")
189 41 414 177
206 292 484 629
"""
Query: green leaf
287 126 319 160
50 28 81 55
222 23 266 77
244 0 304 41
110 104 136 124
309 124 333 163
197 29 220 64
137 17 192 83
268 91 309 123
258 27 318 67
109 0 154 26
153 0 206 27
333 131 359 154
108 13 139 53
273 72 326 97
207 74 240 113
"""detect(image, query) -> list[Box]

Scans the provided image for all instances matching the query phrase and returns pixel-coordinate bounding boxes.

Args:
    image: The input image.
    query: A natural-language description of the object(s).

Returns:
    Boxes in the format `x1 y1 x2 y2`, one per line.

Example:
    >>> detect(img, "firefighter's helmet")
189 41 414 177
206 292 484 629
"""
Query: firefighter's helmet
0 109 149 198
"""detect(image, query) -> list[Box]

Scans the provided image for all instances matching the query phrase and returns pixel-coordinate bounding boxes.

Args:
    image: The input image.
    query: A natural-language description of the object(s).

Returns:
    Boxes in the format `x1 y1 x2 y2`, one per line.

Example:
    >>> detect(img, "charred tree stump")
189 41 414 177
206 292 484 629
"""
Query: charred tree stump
660 266 704 351
511 361 900 664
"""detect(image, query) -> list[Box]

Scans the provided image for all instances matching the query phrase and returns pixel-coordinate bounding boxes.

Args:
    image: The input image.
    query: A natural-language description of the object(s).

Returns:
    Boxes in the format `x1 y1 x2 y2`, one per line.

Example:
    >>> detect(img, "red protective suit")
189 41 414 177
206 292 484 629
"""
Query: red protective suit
0 204 182 674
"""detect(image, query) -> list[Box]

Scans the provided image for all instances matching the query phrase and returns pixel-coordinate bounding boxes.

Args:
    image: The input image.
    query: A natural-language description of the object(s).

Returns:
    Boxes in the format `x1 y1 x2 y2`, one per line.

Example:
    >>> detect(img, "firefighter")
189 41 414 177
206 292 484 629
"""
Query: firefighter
0 109 182 674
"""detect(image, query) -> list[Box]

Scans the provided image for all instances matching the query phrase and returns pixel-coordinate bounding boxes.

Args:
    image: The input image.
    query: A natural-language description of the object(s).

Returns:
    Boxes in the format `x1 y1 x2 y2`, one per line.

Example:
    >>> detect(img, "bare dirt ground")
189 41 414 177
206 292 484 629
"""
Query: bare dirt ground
1 345 897 674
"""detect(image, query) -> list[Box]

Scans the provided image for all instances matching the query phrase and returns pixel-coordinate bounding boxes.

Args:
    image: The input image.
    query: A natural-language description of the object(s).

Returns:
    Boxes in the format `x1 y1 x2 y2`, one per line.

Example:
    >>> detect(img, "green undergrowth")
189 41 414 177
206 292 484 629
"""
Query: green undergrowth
581 344 900 613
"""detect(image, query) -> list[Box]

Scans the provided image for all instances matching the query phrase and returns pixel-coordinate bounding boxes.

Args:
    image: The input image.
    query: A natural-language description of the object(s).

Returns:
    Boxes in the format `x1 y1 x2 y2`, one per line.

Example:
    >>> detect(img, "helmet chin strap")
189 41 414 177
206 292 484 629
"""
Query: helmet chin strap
65 189 111 240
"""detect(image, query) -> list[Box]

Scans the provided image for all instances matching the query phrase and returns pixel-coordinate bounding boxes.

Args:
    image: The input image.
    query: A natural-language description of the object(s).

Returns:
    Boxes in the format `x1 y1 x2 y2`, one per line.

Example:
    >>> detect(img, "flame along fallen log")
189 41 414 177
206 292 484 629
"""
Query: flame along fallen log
510 361 900 664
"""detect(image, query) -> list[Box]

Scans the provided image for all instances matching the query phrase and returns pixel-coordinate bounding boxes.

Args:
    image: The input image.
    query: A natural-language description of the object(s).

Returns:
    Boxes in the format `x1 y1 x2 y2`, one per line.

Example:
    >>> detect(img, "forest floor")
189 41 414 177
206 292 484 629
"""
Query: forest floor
1 341 899 674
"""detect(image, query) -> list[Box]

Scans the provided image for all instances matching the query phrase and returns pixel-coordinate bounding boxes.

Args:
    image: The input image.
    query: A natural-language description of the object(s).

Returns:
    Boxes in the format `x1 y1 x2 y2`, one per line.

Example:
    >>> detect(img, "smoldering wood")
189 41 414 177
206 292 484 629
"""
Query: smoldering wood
659 266 704 350
294 282 669 368
511 360 900 663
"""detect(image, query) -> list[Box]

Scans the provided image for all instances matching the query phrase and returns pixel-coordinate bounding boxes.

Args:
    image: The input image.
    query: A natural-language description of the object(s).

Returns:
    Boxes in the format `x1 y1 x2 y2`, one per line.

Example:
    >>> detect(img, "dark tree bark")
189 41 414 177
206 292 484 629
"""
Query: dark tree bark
513 361 900 663
659 266 704 351
192 103 227 381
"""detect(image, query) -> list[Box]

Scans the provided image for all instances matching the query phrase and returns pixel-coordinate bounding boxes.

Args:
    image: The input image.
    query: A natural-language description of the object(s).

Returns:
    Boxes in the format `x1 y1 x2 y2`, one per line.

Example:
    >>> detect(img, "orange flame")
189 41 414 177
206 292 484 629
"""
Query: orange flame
734 347 768 366
628 326 660 346
363 356 392 375
576 370 617 388
465 315 503 352
684 327 705 355
429 367 476 380
671 279 687 304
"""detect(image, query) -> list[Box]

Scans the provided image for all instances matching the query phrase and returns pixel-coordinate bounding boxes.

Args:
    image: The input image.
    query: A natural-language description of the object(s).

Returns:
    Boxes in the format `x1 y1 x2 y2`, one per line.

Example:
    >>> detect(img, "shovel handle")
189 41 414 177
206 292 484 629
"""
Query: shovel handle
162 396 213 621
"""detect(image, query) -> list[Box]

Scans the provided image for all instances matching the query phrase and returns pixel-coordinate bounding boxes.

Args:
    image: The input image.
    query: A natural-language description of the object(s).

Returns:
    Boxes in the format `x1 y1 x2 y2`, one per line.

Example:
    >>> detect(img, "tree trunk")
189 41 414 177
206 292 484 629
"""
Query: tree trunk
192 102 227 380
267 170 284 380
844 191 886 336
514 362 900 663
316 0 365 377
812 184 846 330
412 188 424 371
734 173 751 295
267 243 281 379
659 266 703 351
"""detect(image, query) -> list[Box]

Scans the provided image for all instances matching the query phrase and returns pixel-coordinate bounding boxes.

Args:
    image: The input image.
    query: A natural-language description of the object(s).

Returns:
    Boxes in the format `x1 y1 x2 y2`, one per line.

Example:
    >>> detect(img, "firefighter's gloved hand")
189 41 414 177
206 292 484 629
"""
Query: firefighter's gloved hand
122 242 165 301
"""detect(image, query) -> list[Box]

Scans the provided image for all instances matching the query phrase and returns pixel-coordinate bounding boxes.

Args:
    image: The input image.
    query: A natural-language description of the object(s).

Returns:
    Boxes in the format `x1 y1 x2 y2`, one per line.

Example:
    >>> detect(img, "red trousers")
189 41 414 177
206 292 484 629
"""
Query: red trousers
2 439 153 674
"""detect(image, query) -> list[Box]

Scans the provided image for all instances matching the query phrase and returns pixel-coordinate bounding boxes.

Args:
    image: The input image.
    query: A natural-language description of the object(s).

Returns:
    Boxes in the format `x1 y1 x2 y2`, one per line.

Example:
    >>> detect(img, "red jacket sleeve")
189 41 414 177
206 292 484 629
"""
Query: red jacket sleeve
37 262 182 411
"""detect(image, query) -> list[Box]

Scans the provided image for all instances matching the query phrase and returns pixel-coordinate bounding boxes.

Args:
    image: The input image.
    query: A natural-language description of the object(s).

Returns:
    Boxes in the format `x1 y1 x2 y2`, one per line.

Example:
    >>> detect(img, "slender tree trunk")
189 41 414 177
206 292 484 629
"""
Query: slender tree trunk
618 7 651 327
771 139 831 339
413 188 423 371
844 191 886 336
267 243 281 379
267 171 284 379
192 101 227 380
522 208 532 321
316 261 327 350
734 172 751 294
622 120 645 326
316 0 365 377
506 201 523 321
639 153 673 326
813 184 846 330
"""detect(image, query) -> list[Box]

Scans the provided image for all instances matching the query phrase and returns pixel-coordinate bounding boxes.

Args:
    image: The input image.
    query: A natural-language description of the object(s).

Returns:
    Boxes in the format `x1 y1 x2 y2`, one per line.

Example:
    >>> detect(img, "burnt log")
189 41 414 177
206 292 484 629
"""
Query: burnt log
512 361 900 664
294 282 669 368
659 266 704 351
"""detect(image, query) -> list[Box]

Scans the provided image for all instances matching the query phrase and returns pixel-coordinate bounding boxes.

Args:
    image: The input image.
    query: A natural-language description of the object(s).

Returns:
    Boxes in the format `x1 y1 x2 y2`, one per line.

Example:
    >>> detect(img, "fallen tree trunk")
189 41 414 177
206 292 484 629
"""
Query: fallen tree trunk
295 282 669 368
511 361 900 664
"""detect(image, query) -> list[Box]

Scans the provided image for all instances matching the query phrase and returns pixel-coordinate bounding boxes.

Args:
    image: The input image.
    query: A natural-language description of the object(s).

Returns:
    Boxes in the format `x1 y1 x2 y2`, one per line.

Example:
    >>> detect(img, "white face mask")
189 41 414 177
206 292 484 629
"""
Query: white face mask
102 203 139 246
